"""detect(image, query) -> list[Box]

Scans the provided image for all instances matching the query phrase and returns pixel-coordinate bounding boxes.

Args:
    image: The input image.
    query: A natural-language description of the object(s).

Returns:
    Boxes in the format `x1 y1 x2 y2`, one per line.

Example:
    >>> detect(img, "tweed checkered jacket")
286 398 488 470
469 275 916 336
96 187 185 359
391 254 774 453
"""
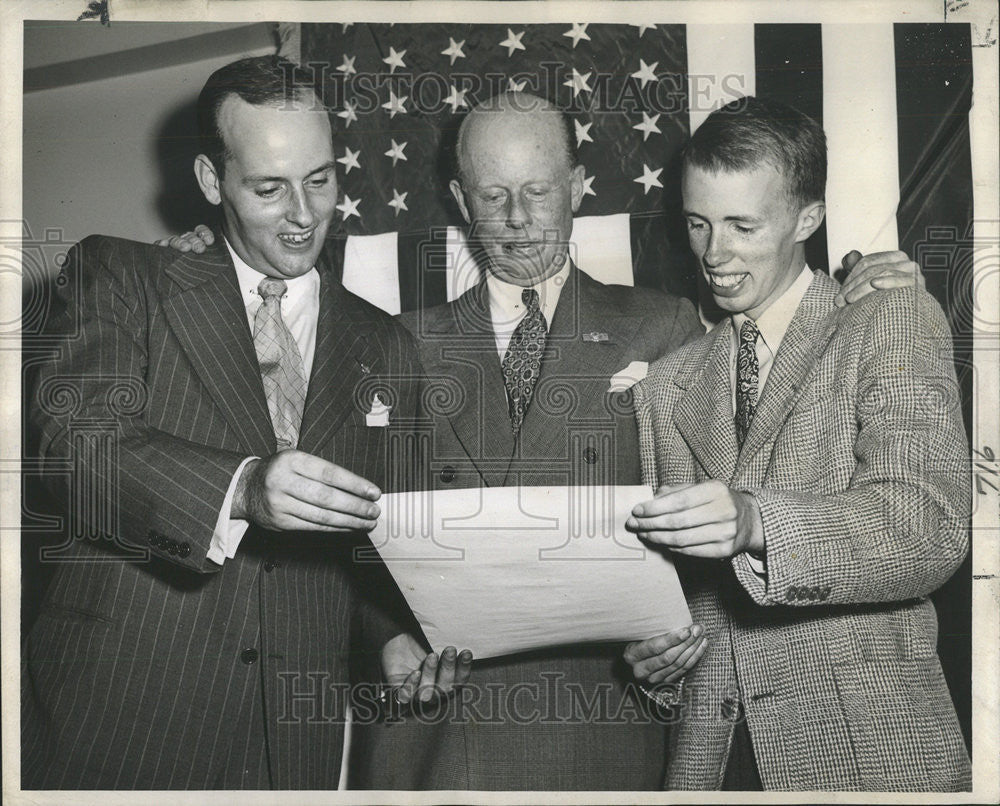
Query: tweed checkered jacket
633 271 971 791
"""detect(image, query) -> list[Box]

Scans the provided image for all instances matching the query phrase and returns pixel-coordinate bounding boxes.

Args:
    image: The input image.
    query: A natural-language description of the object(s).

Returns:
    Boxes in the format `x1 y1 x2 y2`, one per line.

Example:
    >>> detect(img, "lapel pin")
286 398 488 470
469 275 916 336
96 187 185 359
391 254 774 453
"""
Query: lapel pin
356 358 372 375
582 331 609 343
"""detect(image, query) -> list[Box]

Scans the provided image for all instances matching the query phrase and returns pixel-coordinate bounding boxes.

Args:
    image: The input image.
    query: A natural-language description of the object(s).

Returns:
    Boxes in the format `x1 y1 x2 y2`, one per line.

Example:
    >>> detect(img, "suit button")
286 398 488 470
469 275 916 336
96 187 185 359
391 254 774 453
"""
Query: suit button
166 542 178 555
440 466 456 483
263 559 279 572
583 447 598 465
721 696 744 723
178 543 191 558
241 648 259 665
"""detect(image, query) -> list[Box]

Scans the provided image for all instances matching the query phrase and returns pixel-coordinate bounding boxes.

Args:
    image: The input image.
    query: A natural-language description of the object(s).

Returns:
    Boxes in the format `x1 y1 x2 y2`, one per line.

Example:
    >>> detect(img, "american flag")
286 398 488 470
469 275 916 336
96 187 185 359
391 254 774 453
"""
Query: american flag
296 22 973 332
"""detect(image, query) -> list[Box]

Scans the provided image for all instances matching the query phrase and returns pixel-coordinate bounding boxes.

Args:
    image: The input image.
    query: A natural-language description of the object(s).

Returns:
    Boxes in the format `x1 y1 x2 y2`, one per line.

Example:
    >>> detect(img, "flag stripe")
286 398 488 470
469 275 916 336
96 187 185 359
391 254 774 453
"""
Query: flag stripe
685 24 756 134
893 21 974 751
755 24 829 271
822 24 901 268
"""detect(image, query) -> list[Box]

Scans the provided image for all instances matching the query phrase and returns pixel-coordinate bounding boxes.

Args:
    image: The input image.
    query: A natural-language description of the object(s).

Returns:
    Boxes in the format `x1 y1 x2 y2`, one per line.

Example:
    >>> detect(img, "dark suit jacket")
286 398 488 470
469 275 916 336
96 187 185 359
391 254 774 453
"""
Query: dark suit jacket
350 267 703 790
635 272 971 790
21 235 420 789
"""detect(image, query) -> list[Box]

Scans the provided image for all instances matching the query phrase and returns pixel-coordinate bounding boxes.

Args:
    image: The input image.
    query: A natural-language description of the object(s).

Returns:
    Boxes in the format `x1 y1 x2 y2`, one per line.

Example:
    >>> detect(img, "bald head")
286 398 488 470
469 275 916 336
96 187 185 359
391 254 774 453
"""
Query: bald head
449 92 586 286
455 92 578 184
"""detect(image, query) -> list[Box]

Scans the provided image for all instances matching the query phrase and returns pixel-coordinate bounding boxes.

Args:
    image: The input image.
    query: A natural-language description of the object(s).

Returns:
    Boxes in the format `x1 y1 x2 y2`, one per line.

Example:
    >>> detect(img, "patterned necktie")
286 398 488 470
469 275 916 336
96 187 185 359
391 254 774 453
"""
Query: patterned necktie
501 288 548 434
735 318 760 447
253 277 307 450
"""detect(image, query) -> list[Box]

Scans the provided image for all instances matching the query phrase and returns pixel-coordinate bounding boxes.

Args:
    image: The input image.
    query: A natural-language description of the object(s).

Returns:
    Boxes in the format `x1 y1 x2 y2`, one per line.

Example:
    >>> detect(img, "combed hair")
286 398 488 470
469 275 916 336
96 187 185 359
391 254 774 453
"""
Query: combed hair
197 55 324 178
683 96 827 205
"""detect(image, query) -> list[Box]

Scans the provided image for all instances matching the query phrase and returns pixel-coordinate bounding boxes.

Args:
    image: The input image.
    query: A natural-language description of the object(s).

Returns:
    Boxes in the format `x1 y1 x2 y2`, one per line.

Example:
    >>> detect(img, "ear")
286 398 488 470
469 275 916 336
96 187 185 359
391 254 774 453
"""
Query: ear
568 164 586 213
194 155 223 206
449 179 472 224
794 200 826 243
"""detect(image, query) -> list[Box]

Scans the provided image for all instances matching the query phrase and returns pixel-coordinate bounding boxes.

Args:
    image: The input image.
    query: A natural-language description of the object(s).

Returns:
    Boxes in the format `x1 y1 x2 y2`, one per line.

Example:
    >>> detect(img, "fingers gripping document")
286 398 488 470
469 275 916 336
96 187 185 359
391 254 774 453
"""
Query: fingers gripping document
366 486 691 659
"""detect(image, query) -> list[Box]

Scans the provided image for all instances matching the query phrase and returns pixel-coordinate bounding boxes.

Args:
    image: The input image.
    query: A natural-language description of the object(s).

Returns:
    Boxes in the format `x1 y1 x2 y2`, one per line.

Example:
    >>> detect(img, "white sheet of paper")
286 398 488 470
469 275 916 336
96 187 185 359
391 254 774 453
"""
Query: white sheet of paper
367 485 691 659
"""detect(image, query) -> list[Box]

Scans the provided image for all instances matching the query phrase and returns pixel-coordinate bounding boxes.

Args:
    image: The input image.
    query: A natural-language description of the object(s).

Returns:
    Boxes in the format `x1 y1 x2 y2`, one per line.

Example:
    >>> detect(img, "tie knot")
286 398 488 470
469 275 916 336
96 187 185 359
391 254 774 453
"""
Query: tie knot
521 288 540 311
258 277 288 301
740 318 759 345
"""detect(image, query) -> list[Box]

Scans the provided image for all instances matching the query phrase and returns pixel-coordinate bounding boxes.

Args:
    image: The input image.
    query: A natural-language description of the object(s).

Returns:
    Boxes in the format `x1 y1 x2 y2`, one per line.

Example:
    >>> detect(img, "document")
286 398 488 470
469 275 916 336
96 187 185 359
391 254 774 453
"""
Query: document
366 485 691 659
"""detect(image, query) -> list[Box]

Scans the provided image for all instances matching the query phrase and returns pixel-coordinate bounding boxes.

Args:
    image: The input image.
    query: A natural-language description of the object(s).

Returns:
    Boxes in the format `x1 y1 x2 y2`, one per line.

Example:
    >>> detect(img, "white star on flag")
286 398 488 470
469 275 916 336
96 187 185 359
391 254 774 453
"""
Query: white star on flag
382 47 407 73
336 54 357 76
582 174 596 197
337 147 361 174
384 139 408 166
633 24 657 37
631 59 659 88
441 38 466 65
563 68 593 97
499 29 526 57
337 194 361 220
633 112 662 141
382 90 408 118
388 188 409 216
444 85 468 113
508 78 528 92
337 101 358 127
563 23 591 48
574 119 593 146
634 163 663 194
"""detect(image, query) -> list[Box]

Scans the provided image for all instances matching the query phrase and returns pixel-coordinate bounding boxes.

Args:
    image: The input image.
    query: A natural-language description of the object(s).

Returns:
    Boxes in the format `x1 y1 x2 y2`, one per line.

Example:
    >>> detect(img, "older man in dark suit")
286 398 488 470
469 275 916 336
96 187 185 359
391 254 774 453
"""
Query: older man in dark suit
20 56 463 790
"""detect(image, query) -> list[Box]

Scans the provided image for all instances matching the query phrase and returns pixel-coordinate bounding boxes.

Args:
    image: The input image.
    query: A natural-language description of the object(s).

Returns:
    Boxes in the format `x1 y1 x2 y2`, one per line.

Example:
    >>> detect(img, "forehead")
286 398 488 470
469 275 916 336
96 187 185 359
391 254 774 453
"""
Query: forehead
217 94 332 168
461 109 569 186
682 162 792 213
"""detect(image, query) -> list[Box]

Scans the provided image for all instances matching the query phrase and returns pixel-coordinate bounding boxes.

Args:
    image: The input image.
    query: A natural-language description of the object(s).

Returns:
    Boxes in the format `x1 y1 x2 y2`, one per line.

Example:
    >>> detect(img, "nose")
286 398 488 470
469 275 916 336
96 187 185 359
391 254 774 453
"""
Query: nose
504 193 532 230
285 186 316 229
702 228 730 268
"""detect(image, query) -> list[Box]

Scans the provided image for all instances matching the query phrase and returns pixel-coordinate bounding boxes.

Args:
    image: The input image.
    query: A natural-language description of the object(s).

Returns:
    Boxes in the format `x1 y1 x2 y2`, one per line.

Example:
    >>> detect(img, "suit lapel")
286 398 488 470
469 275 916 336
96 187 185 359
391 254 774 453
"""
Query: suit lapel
515 268 642 465
160 240 275 456
425 282 514 486
736 272 840 473
297 239 379 456
672 322 740 483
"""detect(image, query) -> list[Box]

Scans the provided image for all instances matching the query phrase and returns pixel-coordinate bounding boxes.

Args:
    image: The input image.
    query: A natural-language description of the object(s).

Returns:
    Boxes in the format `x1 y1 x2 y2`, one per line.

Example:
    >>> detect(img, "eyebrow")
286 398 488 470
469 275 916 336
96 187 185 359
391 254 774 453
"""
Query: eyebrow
683 210 764 224
242 161 336 185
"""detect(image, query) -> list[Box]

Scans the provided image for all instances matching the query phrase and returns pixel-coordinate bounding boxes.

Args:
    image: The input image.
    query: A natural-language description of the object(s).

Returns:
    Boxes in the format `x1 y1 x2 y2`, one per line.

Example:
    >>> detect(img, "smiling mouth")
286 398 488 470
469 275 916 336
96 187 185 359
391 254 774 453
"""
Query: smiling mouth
707 272 749 290
278 230 315 246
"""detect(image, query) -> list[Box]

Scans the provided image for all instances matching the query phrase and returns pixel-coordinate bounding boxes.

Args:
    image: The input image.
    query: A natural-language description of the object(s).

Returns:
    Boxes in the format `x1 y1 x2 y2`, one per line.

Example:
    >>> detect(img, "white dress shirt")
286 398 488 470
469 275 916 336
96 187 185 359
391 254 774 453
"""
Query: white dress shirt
729 264 815 574
486 261 571 361
207 239 321 565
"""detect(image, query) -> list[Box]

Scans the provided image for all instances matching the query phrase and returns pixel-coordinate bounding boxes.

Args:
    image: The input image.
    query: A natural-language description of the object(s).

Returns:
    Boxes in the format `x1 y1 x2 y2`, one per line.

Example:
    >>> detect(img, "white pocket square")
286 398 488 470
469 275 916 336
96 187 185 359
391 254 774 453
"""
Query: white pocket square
607 361 648 393
365 393 392 427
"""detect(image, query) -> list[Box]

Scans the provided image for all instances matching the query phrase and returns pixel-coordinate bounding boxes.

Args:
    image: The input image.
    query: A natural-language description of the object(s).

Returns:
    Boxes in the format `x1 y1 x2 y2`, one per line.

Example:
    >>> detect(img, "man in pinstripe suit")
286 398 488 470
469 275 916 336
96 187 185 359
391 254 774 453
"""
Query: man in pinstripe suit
627 97 971 790
20 56 462 790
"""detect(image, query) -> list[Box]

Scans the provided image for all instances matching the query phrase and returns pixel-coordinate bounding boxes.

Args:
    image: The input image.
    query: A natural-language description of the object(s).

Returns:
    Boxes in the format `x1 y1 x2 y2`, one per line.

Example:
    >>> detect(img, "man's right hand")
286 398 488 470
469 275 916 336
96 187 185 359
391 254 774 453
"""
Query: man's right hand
233 450 381 533
154 224 215 253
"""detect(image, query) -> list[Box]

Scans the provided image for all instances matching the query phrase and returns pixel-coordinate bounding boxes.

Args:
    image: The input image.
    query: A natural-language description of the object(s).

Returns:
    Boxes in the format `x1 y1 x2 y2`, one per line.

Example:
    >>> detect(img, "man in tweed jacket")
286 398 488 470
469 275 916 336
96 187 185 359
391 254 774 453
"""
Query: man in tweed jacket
626 97 971 791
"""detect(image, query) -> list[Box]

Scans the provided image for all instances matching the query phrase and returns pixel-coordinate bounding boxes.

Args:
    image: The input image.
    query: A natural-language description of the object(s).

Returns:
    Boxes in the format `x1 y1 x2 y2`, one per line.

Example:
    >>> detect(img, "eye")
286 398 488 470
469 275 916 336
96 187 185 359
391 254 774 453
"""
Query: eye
734 224 755 235
481 190 508 206
525 187 548 200
255 186 281 199
686 218 707 231
307 174 331 188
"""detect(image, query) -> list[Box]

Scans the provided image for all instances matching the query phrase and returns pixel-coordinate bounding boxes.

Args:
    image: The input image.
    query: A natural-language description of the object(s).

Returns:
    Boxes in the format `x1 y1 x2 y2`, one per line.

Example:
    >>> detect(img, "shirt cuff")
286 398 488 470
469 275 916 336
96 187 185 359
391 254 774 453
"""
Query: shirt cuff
207 456 257 566
745 551 767 577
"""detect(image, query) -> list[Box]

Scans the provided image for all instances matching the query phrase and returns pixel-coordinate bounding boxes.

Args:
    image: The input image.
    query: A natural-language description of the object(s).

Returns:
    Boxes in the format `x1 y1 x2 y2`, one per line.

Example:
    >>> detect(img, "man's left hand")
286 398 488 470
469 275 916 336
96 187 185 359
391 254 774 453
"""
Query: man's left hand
836 249 925 307
626 481 764 559
381 633 473 706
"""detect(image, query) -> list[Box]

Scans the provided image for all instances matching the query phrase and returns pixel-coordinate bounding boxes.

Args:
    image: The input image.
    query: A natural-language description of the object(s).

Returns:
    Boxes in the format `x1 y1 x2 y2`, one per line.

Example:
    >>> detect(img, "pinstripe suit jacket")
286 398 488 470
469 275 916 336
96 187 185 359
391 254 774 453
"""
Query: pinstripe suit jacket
350 267 704 790
21 234 420 789
634 270 971 791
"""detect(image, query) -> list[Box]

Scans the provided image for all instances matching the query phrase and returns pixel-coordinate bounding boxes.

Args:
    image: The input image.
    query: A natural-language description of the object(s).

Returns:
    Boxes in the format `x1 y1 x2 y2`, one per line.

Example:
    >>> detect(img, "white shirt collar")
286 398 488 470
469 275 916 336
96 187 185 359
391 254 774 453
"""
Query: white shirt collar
486 259 571 331
224 237 319 309
733 264 814 356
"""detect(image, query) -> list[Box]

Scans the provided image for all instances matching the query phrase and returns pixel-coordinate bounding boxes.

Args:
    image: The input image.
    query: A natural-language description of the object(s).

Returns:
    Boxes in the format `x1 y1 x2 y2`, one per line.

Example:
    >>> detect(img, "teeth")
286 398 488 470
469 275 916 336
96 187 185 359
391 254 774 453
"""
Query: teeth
711 273 747 289
279 231 313 244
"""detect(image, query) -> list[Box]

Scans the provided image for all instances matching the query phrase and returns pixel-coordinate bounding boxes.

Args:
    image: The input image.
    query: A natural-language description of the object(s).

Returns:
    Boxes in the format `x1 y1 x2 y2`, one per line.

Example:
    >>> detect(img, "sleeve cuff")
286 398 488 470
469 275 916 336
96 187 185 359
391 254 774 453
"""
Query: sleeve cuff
207 456 257 566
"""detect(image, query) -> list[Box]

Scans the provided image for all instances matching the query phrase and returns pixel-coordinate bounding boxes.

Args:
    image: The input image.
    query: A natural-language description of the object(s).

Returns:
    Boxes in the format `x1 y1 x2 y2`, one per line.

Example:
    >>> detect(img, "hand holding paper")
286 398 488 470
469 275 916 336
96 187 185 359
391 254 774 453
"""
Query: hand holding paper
626 481 765 559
